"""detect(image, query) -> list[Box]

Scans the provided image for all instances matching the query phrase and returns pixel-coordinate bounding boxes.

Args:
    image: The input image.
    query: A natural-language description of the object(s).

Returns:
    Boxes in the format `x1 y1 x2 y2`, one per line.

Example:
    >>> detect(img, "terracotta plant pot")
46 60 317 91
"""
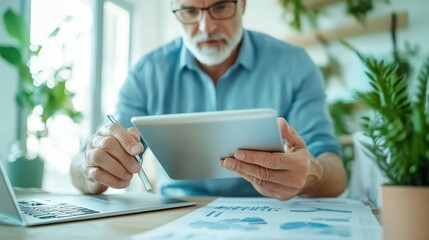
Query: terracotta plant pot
382 185 429 240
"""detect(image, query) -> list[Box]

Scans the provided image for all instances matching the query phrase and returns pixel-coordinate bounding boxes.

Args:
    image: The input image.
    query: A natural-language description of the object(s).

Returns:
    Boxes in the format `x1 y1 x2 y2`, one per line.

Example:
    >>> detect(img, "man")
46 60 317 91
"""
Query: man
71 0 346 200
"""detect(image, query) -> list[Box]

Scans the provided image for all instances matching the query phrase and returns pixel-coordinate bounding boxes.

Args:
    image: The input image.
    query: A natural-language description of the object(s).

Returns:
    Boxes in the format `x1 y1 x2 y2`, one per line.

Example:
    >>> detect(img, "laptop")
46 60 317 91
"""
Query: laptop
0 161 195 226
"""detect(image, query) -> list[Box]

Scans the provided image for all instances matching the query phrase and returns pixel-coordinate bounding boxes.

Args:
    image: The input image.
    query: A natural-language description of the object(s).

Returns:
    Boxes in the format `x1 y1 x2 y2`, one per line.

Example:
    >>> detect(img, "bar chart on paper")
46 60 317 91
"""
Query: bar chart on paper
132 198 382 240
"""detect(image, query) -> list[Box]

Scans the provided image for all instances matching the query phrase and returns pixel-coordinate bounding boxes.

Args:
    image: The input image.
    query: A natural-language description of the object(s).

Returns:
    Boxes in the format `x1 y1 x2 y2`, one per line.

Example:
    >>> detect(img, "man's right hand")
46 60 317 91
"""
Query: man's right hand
71 122 144 194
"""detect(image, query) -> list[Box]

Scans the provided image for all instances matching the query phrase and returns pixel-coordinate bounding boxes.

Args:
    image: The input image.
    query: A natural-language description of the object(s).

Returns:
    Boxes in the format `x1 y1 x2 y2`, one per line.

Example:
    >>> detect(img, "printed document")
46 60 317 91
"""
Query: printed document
132 197 382 240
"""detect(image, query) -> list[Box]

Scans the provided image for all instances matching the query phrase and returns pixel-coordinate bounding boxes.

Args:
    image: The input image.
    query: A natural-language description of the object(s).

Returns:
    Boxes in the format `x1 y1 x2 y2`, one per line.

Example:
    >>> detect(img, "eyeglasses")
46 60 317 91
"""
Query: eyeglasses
172 0 238 25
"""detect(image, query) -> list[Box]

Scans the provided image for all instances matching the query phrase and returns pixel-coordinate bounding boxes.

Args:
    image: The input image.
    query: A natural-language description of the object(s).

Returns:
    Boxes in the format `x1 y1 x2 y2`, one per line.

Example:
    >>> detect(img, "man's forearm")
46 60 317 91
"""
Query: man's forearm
300 152 346 197
70 152 108 194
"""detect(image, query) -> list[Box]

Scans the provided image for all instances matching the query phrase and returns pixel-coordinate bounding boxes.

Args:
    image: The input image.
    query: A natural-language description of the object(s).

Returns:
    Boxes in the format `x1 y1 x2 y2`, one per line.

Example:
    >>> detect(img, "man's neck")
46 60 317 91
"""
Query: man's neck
198 42 242 85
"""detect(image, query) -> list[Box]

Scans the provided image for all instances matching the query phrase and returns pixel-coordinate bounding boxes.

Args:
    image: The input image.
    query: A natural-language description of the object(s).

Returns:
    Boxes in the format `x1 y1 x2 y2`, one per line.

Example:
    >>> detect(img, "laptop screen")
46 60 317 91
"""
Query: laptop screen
0 161 24 225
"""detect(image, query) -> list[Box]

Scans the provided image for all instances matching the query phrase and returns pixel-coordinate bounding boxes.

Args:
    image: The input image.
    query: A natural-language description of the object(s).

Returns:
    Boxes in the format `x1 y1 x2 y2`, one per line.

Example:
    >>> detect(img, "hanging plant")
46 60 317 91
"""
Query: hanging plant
346 0 390 22
279 0 389 32
278 0 320 31
346 0 374 22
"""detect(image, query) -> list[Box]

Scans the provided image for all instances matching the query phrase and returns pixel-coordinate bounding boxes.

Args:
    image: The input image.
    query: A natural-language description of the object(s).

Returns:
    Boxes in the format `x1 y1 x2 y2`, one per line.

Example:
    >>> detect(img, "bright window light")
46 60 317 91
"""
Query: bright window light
30 0 93 173
101 1 130 117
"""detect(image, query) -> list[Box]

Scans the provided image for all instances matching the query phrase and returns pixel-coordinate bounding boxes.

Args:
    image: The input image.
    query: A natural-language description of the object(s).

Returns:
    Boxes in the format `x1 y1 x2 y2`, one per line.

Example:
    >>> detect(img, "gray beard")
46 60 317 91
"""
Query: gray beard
183 27 244 66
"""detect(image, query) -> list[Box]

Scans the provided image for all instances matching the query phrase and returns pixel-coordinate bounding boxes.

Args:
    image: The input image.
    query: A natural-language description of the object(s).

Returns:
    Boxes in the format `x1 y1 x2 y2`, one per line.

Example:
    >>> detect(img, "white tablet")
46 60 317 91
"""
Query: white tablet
131 108 284 180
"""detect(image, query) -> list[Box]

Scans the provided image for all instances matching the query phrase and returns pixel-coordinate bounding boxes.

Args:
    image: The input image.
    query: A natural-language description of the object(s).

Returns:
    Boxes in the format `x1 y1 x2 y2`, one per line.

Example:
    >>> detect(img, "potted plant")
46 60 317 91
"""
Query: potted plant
346 42 429 240
0 9 82 188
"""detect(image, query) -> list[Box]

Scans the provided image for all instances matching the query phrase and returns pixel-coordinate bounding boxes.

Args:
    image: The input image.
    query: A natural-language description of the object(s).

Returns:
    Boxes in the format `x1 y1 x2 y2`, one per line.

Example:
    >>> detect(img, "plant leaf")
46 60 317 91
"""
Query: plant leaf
3 9 29 47
0 46 22 66
348 42 429 185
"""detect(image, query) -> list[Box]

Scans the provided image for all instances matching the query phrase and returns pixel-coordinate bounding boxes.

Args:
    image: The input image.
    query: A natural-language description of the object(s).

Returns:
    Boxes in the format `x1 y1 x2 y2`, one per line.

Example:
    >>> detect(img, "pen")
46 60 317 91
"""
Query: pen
107 115 153 192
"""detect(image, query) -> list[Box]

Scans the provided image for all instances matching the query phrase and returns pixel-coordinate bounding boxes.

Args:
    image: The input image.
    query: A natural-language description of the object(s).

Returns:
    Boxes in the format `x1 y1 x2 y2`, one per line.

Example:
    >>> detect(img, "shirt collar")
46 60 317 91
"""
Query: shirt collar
179 30 255 71
179 38 198 70
234 30 254 70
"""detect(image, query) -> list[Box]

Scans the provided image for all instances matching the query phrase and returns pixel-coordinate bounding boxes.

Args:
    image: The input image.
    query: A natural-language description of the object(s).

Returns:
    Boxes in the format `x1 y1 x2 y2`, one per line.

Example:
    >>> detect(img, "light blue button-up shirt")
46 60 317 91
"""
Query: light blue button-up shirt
116 30 340 197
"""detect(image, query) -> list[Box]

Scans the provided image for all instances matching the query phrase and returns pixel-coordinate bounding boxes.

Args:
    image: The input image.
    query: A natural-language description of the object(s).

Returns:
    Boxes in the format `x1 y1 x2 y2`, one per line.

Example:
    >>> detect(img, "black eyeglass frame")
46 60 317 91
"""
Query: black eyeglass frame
172 0 239 25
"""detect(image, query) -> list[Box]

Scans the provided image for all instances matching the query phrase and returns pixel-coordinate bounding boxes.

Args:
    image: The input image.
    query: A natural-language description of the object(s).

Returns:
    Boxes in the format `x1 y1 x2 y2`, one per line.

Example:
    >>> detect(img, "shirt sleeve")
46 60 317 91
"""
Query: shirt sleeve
285 49 340 157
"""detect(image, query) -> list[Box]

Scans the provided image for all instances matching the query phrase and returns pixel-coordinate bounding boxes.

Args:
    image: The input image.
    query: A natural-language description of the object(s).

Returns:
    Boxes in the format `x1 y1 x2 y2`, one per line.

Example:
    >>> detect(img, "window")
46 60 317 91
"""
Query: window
101 1 131 118
30 0 131 175
30 0 93 173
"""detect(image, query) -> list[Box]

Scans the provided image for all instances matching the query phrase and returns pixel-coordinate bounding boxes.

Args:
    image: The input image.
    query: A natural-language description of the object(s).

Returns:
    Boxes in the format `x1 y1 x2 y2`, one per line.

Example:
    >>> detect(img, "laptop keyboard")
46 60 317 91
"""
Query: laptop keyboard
18 200 100 220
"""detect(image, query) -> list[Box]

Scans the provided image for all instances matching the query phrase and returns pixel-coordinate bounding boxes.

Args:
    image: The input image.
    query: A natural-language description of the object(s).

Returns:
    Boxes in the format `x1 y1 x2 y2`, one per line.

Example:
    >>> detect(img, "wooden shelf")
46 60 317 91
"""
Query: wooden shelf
285 11 409 47
302 0 344 10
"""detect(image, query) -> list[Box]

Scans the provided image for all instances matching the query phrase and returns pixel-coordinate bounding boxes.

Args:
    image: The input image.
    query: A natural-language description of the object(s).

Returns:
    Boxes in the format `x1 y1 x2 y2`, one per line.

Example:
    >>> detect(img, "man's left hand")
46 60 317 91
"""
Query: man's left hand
220 118 323 201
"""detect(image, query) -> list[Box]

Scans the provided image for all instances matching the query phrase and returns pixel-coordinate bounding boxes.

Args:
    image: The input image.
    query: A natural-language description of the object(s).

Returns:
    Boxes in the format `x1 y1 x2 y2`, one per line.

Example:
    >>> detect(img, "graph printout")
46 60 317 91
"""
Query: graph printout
132 197 382 240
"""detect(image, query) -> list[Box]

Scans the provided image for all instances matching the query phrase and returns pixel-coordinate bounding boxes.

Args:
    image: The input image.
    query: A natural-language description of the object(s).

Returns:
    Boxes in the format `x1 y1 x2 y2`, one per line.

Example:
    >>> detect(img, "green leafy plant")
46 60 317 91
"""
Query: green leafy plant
346 0 390 22
0 9 81 146
391 42 419 80
328 100 366 185
345 42 429 186
346 0 373 21
278 0 389 32
329 100 364 136
278 0 319 31
319 55 342 84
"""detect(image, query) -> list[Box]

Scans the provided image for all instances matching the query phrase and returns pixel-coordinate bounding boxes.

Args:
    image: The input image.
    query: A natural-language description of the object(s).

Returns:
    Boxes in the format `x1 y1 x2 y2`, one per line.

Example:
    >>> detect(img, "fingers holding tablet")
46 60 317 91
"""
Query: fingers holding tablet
220 118 323 201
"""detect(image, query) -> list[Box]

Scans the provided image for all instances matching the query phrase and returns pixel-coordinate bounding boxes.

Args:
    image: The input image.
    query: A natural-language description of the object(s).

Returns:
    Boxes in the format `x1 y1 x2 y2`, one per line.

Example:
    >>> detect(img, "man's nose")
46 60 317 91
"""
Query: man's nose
198 10 217 33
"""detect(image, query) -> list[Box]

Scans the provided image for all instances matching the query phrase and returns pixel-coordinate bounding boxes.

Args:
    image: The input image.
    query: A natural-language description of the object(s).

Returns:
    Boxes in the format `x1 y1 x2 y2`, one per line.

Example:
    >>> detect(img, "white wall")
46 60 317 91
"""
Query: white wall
0 0 22 161
127 0 429 102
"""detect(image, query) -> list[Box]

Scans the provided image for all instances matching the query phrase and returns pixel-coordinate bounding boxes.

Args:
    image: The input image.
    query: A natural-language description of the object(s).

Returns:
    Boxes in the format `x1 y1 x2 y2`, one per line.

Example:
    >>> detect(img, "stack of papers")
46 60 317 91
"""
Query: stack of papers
132 197 382 240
